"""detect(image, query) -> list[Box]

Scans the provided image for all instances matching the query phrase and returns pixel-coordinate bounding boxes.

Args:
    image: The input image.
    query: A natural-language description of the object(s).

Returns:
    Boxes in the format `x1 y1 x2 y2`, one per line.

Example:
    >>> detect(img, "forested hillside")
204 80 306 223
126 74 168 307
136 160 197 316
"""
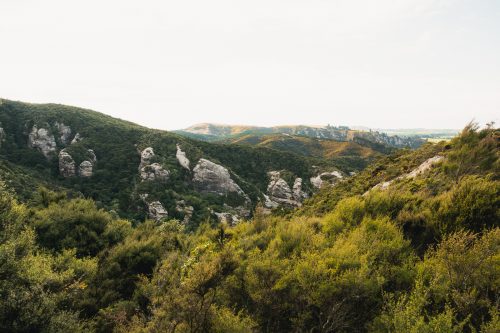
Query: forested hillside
0 99 355 228
0 122 498 332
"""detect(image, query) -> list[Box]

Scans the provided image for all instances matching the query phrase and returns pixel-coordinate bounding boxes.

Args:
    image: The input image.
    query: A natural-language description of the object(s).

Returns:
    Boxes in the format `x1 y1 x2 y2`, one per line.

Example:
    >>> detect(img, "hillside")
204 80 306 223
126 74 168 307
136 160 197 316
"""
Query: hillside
0 122 497 332
222 133 386 171
176 123 426 148
0 99 352 227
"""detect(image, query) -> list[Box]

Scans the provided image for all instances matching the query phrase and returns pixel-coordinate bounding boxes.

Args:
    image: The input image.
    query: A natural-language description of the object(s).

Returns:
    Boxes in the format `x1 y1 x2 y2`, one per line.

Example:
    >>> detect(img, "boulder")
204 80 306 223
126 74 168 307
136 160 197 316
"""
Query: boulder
176 144 190 170
79 160 93 177
28 125 57 158
58 150 76 177
192 158 246 197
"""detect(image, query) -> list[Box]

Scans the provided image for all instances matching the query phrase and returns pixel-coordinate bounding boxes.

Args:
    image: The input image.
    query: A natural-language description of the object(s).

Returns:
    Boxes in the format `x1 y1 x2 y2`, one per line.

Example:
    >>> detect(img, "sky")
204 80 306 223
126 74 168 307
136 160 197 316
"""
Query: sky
0 0 499 130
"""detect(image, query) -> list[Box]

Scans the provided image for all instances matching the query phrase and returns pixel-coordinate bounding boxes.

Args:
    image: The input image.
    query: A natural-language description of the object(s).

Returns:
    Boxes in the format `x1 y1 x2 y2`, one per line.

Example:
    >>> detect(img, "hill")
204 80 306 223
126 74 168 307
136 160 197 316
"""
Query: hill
0 121 497 332
0 99 353 227
222 133 386 171
176 123 426 148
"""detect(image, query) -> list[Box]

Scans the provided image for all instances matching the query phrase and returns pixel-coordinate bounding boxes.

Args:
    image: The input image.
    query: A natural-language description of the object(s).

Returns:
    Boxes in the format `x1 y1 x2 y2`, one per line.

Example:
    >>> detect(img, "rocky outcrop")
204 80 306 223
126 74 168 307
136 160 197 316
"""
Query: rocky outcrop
176 200 194 224
176 144 190 170
59 148 96 178
140 194 168 222
140 163 170 181
193 159 247 197
87 149 97 164
139 147 155 170
146 201 168 221
310 171 343 189
367 155 444 194
58 150 76 177
138 147 170 182
71 133 83 144
292 178 308 202
28 126 57 158
79 161 93 177
55 122 72 145
406 155 444 178
266 171 306 208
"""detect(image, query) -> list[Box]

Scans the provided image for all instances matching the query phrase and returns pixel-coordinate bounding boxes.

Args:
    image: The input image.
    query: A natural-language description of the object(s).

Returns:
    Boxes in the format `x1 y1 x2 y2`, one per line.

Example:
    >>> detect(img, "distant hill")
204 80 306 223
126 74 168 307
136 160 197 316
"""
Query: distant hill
176 123 427 148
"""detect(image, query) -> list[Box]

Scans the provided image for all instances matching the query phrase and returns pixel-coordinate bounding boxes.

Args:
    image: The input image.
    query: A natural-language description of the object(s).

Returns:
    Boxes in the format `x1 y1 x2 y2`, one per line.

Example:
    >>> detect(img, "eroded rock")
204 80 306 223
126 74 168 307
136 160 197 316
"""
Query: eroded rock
310 171 343 189
87 149 97 164
292 178 308 202
193 158 246 196
140 163 170 181
28 126 57 158
139 147 155 170
176 144 190 170
367 155 444 194
138 147 169 182
71 133 83 144
146 201 168 221
79 160 93 177
266 171 305 208
58 150 76 177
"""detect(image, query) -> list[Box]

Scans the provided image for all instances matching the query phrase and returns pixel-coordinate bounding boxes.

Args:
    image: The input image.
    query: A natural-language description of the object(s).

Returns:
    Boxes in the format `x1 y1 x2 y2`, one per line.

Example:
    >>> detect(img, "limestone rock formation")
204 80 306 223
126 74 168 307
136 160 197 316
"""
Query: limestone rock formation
140 163 170 181
266 171 305 208
79 161 93 177
139 147 155 170
310 171 343 189
292 178 308 202
87 149 97 164
192 158 246 197
146 201 168 221
55 122 72 145
176 144 190 170
138 147 169 182
58 150 76 177
28 125 57 158
71 133 83 144
367 155 444 194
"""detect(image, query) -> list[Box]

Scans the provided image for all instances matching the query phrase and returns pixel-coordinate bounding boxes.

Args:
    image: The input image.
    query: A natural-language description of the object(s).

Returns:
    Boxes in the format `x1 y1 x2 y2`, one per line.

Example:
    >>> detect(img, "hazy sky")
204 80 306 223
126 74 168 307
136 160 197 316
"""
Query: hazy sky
1 0 499 130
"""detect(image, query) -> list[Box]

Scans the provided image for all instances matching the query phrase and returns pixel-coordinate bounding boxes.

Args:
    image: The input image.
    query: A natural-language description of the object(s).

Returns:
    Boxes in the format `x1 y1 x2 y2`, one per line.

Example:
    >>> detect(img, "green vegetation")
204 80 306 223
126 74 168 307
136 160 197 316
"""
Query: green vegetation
0 122 497 332
0 99 345 227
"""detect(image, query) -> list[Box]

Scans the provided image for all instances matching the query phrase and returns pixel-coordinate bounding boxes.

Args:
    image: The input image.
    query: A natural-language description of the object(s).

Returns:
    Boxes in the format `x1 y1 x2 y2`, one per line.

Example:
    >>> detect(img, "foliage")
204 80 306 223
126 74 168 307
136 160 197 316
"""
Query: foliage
0 120 498 332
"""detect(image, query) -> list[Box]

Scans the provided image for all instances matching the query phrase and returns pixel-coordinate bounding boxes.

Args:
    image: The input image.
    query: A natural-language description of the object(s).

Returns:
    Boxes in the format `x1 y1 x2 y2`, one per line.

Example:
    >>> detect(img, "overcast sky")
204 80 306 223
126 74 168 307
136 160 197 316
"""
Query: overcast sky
1 0 499 130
